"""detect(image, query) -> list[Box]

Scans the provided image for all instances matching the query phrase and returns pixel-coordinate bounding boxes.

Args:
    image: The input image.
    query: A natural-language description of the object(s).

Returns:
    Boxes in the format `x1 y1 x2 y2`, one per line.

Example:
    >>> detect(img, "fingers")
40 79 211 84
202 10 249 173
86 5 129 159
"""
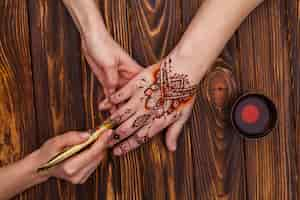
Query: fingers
112 126 150 156
118 76 131 88
108 111 149 146
108 103 136 126
99 80 136 109
78 167 96 184
119 51 143 75
56 130 112 177
70 153 103 184
113 111 181 156
47 131 90 155
98 98 113 111
165 116 188 151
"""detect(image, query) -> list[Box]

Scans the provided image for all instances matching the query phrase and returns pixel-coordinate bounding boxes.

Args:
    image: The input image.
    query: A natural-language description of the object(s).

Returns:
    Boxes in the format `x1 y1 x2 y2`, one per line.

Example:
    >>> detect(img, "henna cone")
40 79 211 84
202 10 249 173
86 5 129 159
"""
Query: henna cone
37 119 116 172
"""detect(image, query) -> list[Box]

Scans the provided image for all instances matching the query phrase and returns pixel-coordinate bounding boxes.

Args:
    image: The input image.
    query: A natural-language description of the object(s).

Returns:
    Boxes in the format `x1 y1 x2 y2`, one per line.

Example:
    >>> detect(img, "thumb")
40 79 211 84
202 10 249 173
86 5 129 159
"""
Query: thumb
119 52 143 75
165 117 187 151
90 129 113 154
45 131 90 156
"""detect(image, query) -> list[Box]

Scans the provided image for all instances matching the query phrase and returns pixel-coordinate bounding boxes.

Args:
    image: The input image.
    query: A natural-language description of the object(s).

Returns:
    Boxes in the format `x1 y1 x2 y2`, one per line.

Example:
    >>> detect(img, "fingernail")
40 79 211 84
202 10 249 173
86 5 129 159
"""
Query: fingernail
169 142 177 151
99 101 107 108
80 132 90 139
98 103 104 110
113 148 122 156
172 145 177 151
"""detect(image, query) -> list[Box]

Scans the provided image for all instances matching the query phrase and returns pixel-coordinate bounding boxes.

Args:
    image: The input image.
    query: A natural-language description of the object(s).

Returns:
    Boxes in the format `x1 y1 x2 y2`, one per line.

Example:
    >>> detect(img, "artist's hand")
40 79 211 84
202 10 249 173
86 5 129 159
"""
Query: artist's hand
36 130 112 184
99 55 206 154
82 32 143 97
62 0 143 100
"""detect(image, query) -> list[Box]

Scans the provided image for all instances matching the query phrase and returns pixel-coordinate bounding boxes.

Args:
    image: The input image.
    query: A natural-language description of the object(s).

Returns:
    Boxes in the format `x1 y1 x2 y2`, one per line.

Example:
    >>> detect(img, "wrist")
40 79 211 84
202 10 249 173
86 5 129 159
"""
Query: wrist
20 150 50 185
0 151 50 198
166 44 211 84
62 0 108 38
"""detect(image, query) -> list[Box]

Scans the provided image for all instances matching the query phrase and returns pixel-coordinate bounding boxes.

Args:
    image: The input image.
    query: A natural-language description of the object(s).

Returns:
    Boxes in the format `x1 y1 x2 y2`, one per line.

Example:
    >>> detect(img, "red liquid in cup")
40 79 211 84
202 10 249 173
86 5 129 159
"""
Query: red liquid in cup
231 94 277 138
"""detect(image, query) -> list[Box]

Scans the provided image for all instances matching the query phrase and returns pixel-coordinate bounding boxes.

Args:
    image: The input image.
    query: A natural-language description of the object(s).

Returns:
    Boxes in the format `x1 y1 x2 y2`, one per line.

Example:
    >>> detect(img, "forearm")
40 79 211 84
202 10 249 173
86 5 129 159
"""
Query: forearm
171 0 265 82
0 152 48 200
62 0 109 38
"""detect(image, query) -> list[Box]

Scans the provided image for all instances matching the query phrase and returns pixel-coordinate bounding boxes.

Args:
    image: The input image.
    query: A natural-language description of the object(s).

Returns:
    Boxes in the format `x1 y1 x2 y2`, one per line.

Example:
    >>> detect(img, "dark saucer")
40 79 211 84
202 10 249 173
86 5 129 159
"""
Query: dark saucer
230 93 277 138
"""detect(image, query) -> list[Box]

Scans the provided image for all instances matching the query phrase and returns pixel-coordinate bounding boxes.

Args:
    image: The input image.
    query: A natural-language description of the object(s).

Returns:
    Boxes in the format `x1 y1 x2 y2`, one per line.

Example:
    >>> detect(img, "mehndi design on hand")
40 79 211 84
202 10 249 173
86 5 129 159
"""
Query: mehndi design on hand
132 58 197 129
102 57 198 154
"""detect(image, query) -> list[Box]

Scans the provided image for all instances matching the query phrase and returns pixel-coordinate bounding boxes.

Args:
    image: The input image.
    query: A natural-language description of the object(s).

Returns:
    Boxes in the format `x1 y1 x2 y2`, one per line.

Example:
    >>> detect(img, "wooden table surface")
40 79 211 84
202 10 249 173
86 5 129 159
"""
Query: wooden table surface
0 0 299 199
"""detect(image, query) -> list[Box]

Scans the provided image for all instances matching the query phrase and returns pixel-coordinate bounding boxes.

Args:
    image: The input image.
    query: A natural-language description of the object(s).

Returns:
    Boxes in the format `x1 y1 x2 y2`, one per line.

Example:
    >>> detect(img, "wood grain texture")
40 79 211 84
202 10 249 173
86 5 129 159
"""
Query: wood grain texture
130 0 182 65
0 1 39 200
99 1 144 200
103 1 183 200
189 61 246 199
236 1 292 199
28 0 85 199
286 0 300 199
181 1 247 199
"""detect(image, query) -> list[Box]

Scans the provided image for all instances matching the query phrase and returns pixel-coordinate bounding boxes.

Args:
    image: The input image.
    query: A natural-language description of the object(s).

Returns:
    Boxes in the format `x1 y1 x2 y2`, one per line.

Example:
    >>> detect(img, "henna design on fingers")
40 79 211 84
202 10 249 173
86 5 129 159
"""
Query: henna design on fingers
113 129 127 141
119 141 130 154
134 134 149 145
132 114 152 128
113 134 120 140
109 108 133 125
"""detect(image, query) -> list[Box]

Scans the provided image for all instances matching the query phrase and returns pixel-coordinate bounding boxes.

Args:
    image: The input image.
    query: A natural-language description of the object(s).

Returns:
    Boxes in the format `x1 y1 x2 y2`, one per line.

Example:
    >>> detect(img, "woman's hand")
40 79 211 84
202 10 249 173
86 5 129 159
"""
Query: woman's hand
36 130 112 184
0 130 112 200
82 32 143 100
99 55 206 154
62 0 143 105
97 0 265 154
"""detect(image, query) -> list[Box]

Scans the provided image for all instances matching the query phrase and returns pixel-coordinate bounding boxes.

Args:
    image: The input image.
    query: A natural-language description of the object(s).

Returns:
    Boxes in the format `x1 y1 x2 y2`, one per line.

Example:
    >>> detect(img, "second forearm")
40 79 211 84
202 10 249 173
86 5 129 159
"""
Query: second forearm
171 0 264 81
0 152 48 200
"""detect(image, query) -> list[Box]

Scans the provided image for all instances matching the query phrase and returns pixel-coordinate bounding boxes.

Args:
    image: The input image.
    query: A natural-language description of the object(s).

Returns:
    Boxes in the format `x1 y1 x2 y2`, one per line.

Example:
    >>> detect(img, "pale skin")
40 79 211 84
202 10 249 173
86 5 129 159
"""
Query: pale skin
0 130 112 200
62 0 144 112
100 0 265 154
0 0 264 199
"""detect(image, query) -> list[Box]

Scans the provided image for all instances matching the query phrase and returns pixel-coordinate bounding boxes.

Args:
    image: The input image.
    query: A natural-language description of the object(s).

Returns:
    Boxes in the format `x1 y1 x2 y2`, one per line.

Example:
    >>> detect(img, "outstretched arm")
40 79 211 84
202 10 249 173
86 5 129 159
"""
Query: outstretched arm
99 0 265 154
172 0 264 76
62 0 142 111
0 130 112 200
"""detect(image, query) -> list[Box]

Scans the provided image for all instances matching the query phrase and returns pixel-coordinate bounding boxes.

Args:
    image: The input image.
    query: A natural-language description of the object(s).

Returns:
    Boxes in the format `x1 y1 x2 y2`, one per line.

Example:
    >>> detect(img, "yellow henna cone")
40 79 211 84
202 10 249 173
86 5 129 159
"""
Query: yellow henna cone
37 119 117 172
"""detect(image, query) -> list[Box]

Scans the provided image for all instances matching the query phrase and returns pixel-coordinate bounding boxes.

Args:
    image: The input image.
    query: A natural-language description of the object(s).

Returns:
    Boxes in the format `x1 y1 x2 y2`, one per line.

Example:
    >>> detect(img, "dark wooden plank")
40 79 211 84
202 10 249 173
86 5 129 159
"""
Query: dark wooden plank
129 1 183 200
130 0 182 66
0 1 38 200
286 0 300 199
181 1 247 199
99 1 184 199
91 1 137 199
189 62 246 199
236 1 292 199
174 3 202 199
28 0 86 199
